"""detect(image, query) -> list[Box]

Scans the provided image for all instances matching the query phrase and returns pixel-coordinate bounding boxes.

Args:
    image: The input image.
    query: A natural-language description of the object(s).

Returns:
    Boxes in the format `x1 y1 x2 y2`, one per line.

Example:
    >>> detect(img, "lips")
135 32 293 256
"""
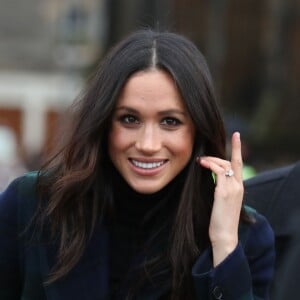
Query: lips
130 159 167 169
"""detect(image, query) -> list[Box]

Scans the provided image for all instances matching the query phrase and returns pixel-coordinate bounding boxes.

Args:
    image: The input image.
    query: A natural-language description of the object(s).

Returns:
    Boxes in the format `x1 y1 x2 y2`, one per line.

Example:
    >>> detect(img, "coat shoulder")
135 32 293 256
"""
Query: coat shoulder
16 171 39 192
2 171 39 196
0 171 40 224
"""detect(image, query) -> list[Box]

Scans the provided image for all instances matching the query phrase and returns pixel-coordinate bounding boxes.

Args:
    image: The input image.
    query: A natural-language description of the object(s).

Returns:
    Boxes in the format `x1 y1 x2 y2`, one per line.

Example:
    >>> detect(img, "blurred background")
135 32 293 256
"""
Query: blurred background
0 0 299 190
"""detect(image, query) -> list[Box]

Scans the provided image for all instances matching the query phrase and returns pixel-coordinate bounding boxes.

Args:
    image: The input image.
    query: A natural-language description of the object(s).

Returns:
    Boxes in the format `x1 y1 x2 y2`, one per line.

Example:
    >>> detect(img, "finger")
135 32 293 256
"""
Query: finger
198 156 231 170
231 132 243 181
199 157 230 185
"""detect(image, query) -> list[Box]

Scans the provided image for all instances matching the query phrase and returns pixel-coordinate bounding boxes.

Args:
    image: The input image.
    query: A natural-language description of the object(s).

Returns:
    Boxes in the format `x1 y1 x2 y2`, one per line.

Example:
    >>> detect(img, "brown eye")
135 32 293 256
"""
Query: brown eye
120 115 139 124
161 117 181 126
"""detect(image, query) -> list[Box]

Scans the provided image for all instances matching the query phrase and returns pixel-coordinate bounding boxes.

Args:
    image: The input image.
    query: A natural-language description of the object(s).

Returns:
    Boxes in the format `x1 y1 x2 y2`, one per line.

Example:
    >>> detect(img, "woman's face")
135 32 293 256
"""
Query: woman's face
108 69 195 194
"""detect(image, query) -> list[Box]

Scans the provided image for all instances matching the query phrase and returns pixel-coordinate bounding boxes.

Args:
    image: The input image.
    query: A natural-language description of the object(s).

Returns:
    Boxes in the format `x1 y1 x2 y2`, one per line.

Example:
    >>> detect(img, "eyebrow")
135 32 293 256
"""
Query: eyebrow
114 106 187 116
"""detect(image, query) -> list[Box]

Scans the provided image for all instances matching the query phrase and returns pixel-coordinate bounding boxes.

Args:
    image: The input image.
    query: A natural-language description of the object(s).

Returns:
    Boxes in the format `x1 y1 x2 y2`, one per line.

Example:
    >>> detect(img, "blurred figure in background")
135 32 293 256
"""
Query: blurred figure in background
245 160 300 299
0 125 26 191
273 209 300 300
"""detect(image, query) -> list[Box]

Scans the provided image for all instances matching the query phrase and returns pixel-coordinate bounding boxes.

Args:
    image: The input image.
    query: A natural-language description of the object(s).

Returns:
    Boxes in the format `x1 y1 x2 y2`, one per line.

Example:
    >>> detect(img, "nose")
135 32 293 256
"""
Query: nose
135 125 161 154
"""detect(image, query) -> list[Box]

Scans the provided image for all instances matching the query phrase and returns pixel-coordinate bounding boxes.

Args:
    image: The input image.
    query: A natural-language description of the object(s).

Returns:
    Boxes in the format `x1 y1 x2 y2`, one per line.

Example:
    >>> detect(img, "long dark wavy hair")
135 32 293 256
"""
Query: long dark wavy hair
36 29 250 299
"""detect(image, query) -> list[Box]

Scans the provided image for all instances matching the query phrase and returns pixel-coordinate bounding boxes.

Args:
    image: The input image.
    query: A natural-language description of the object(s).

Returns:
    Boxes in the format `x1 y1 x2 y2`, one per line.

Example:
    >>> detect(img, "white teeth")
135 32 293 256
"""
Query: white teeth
131 160 165 169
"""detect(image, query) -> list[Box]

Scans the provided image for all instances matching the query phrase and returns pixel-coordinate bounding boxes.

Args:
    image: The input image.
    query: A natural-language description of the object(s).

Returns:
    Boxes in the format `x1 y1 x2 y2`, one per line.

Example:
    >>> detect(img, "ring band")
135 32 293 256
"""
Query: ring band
225 169 234 177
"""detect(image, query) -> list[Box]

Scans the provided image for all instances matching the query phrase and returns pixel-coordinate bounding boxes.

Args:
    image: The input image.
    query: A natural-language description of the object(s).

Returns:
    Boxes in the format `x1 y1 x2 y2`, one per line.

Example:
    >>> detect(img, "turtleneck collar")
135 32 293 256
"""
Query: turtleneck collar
110 165 187 228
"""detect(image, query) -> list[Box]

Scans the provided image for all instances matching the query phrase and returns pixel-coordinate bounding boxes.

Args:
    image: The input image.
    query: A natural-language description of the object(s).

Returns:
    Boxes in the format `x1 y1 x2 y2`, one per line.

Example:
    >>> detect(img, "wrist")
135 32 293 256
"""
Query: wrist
211 239 238 267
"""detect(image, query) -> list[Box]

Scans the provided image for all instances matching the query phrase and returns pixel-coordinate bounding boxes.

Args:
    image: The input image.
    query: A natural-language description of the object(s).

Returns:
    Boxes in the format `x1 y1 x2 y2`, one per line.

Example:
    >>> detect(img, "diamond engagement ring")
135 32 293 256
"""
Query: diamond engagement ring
225 169 234 177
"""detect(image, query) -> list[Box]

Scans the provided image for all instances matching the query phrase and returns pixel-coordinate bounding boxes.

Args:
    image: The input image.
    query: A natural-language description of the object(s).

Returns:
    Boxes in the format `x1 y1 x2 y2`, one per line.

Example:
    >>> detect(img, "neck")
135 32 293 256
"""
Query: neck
110 165 187 226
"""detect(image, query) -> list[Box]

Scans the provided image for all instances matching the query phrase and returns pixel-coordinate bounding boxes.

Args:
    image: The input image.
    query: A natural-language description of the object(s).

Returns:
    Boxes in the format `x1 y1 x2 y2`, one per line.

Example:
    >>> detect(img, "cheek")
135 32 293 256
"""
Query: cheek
108 126 132 155
168 129 195 158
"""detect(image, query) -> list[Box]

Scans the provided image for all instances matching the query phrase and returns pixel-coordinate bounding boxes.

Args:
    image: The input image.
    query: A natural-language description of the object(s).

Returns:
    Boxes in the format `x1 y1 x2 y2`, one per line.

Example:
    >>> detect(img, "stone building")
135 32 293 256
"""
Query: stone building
0 0 107 169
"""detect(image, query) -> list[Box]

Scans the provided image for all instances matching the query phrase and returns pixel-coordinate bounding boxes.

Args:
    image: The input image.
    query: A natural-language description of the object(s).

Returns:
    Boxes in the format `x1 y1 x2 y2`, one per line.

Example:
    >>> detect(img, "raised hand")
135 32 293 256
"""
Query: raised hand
198 132 244 266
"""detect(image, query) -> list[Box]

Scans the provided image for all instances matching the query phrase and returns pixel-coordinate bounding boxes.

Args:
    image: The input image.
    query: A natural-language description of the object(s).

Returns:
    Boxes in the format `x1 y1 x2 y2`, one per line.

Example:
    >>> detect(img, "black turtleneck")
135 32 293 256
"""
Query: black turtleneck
108 168 186 299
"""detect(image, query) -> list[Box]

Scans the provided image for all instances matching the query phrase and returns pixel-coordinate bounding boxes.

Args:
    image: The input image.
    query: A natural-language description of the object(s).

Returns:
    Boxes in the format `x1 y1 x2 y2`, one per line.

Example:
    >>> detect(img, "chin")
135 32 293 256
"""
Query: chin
133 187 160 195
130 182 164 195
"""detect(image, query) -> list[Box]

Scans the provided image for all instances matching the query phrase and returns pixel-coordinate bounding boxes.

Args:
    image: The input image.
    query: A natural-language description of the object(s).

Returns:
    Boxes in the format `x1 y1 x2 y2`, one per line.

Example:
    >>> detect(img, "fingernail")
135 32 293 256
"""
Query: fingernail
199 157 207 163
234 131 240 140
196 156 204 163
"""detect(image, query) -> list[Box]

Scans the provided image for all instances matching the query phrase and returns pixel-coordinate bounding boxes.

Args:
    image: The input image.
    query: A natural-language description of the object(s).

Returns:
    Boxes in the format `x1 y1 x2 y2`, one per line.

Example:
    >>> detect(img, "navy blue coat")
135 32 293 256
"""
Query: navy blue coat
0 172 275 299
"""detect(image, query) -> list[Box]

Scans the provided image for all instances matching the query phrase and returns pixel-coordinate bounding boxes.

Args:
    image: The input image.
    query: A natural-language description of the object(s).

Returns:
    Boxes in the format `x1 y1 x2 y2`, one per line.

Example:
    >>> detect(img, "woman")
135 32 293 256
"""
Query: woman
0 30 274 300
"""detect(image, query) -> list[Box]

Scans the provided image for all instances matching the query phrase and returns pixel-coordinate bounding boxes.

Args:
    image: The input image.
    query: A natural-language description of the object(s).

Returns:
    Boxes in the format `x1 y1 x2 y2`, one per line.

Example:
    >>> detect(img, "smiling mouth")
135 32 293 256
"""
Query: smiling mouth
130 159 167 169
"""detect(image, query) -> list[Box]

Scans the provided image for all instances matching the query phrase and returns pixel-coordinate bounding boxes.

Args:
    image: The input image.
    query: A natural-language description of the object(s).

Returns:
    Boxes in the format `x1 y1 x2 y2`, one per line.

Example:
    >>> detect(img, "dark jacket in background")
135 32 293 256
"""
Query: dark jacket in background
244 160 300 299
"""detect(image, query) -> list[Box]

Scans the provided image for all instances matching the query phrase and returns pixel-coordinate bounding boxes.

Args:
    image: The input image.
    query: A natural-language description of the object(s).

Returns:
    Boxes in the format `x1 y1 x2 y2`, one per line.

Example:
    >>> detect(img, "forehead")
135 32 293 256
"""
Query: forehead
116 69 186 110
